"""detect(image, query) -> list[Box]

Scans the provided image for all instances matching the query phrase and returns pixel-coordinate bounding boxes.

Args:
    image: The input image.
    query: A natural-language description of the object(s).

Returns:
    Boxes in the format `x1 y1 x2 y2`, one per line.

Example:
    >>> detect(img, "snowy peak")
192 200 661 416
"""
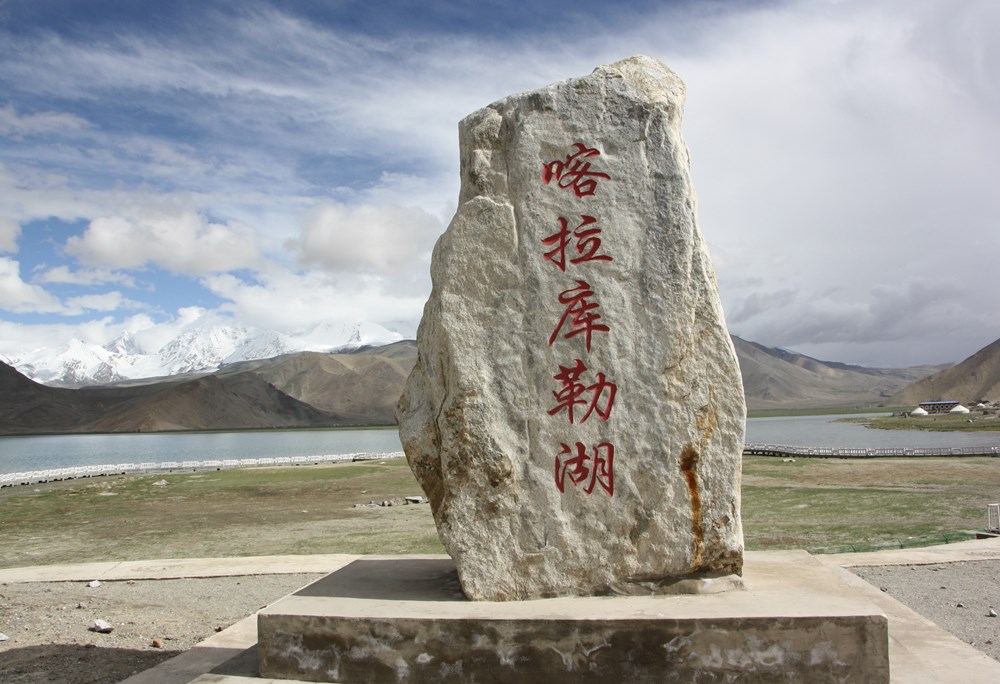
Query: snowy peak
298 320 403 351
223 329 295 366
156 325 250 375
13 339 123 386
8 320 407 386
104 331 143 357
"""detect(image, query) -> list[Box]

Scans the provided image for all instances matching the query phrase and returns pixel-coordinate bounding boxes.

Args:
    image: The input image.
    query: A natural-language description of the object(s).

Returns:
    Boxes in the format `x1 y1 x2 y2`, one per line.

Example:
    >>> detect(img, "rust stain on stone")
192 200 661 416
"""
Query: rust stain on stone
680 444 704 568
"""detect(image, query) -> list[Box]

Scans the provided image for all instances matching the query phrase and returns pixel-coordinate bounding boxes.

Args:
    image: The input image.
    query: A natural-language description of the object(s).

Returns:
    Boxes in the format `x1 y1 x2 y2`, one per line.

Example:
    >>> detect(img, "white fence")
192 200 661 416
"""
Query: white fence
744 444 1000 458
0 451 405 488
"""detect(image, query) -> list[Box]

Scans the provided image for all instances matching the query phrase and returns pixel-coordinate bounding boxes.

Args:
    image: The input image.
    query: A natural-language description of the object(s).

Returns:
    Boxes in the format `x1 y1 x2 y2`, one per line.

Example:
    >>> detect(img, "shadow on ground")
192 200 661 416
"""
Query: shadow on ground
0 643 181 684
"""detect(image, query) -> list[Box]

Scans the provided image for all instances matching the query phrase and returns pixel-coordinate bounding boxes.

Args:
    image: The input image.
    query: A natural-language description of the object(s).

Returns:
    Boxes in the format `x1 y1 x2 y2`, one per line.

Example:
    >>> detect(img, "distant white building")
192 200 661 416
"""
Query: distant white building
949 404 971 414
910 407 928 416
919 401 961 413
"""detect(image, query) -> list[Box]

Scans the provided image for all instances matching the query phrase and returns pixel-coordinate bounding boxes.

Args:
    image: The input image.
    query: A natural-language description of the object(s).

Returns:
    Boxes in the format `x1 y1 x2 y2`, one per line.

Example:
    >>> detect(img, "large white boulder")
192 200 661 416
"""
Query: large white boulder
397 55 745 601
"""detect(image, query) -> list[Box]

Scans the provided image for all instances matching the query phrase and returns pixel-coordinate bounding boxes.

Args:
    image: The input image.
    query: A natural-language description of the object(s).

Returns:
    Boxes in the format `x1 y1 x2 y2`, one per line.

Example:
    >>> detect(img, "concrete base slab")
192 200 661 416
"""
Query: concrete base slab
257 551 890 683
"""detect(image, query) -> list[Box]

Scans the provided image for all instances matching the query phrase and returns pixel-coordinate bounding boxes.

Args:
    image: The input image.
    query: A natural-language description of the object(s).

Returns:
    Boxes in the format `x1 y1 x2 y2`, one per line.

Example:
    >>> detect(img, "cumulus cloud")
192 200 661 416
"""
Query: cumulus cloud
0 216 18 252
202 269 425 333
62 292 134 316
292 202 442 278
65 211 262 275
0 257 63 313
0 257 140 317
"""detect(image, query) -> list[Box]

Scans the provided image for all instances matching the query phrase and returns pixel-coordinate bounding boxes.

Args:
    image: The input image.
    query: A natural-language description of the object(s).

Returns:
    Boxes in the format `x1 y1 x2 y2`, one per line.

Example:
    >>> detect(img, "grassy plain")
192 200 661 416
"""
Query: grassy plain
747 406 902 419
840 413 1000 432
1 456 998 568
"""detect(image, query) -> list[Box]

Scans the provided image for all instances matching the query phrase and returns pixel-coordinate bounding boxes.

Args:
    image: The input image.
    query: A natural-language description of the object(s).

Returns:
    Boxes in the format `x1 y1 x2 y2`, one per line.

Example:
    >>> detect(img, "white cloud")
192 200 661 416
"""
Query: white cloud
202 269 425 333
0 258 139 318
0 257 63 313
293 202 441 275
63 291 133 315
0 216 19 252
1 0 998 369
65 211 262 275
0 104 91 137
35 265 137 288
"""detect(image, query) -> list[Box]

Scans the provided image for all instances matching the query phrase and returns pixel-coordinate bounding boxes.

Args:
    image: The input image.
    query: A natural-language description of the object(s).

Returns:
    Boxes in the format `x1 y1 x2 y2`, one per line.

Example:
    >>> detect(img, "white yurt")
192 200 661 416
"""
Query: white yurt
911 407 928 416
949 404 971 414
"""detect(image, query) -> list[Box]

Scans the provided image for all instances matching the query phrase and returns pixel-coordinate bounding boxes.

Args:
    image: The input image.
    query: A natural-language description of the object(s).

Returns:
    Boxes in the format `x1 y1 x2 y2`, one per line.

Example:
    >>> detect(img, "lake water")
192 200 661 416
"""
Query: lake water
0 428 404 476
745 413 1000 450
2 415 999 476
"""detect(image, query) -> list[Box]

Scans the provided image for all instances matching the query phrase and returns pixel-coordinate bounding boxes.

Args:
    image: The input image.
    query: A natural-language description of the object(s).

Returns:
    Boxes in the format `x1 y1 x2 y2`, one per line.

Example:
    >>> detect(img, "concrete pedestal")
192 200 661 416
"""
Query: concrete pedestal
258 551 889 683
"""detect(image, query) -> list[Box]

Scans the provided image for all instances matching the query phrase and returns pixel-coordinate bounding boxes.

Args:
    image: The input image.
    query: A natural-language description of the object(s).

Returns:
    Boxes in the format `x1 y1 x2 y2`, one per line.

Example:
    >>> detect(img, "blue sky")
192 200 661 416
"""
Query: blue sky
1 0 998 368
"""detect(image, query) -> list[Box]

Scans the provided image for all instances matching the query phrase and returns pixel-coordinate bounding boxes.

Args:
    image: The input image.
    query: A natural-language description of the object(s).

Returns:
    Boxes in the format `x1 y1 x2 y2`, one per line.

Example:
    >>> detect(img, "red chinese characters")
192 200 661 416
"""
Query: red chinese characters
540 142 617 497
542 143 611 197
555 442 615 495
541 215 612 272
548 280 609 352
547 358 617 425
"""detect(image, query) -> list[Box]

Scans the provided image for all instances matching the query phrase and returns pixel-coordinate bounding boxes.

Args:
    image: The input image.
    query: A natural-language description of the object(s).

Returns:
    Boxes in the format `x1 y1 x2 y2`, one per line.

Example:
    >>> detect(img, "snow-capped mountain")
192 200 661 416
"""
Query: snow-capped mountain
9 321 405 387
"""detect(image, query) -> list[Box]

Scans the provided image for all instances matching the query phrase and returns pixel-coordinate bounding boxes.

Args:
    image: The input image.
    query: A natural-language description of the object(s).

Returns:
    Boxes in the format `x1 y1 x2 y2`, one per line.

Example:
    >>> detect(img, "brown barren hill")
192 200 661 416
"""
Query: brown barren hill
894 337 1000 405
732 336 941 410
5 335 955 434
0 341 418 434
219 341 417 425
81 373 344 432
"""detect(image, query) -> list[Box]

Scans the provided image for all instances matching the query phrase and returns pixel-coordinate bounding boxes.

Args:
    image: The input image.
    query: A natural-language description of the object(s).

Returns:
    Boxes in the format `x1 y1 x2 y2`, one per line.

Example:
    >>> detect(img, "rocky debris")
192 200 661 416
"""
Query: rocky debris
352 496 428 508
90 619 114 634
398 56 745 601
0 632 9 642
87 580 101 588
151 638 163 648
852 562 1000 664
989 607 997 617
0 573 322 684
152 480 169 487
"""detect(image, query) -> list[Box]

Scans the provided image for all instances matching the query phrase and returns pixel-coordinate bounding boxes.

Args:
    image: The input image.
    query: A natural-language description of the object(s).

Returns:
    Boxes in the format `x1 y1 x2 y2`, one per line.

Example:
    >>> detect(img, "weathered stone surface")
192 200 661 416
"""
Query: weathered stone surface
257 553 891 683
397 55 745 601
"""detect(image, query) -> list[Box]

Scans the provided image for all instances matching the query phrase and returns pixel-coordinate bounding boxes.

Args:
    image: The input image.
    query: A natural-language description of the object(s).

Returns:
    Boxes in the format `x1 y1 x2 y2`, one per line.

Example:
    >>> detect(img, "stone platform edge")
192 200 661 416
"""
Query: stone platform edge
256 550 889 683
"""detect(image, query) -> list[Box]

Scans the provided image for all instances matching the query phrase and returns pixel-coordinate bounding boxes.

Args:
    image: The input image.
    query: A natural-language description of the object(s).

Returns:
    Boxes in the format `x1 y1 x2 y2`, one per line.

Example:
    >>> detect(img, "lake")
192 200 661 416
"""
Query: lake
745 413 1000 450
2 415 999 477
0 428 404 476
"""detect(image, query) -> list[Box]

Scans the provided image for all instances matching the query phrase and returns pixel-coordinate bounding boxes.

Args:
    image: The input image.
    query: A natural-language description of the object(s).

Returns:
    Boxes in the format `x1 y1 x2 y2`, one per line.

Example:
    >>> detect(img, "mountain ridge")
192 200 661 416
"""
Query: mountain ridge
731 336 945 409
8 321 405 387
893 337 1000 406
1 336 963 436
0 342 419 435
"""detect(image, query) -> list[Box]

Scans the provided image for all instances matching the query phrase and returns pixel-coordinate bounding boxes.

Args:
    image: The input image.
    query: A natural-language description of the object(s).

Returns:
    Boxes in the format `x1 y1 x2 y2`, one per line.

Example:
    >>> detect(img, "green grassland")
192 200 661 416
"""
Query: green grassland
840 413 1000 432
747 406 902 419
1 456 997 568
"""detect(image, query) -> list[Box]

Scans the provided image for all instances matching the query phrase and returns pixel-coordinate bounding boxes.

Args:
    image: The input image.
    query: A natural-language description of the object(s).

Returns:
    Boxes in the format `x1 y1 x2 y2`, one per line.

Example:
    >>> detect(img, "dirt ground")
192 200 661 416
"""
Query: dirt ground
2 562 1000 683
0 574 320 684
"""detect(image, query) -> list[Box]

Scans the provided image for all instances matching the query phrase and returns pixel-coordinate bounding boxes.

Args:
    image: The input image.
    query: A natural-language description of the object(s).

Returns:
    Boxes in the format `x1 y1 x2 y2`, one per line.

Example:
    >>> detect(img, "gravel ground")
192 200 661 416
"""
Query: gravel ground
0 573 321 684
2 562 999 683
851 559 1000 663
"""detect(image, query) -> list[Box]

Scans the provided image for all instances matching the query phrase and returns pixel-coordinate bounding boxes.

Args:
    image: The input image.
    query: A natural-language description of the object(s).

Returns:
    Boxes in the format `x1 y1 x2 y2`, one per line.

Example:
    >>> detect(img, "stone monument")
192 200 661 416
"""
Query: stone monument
397 54 745 601
257 56 890 683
